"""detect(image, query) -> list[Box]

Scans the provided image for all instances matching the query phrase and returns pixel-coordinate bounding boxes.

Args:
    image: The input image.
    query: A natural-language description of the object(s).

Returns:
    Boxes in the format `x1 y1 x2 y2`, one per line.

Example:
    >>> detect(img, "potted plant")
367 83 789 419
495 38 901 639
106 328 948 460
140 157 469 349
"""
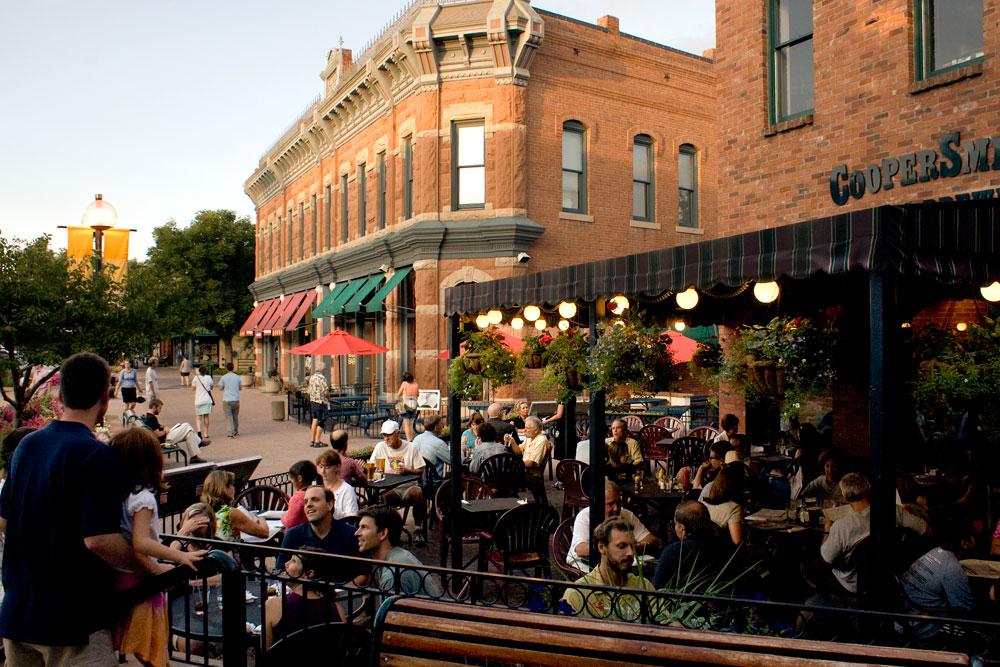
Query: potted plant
534 328 589 402
238 365 255 387
589 315 674 396
519 334 552 369
262 369 282 394
448 328 519 399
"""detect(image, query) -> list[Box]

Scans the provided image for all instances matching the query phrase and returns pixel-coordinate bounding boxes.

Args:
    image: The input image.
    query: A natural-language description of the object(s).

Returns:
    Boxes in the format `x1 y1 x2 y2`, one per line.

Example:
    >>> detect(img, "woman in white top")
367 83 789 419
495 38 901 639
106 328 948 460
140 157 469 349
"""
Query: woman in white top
701 464 746 545
316 450 360 520
193 366 214 442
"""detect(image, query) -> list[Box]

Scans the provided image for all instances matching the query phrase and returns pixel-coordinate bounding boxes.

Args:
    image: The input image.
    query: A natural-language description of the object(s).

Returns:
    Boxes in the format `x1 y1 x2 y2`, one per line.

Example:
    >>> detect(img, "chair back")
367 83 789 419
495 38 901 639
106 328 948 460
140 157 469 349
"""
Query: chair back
549 518 580 580
263 622 364 666
478 453 526 498
638 425 671 461
216 456 263 493
493 503 560 563
669 437 709 468
556 460 589 508
653 415 685 437
688 426 719 441
434 477 493 521
620 414 645 435
235 484 290 513
849 536 894 610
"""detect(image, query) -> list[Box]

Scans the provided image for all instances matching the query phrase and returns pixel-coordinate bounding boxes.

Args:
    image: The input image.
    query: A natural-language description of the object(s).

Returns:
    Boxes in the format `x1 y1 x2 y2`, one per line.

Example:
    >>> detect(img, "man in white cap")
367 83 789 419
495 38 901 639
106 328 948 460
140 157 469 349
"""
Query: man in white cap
369 420 427 544
308 362 329 447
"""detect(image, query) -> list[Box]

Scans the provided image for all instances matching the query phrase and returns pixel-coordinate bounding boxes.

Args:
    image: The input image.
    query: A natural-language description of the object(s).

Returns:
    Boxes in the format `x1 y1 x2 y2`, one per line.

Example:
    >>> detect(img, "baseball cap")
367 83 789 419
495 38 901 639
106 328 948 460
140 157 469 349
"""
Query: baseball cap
381 420 400 435
724 450 740 465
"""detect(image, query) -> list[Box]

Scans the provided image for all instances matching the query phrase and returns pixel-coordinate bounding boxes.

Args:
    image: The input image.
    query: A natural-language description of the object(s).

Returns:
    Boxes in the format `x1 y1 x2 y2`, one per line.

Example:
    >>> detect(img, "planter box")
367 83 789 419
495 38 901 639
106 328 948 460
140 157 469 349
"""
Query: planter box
240 375 254 388
262 378 281 393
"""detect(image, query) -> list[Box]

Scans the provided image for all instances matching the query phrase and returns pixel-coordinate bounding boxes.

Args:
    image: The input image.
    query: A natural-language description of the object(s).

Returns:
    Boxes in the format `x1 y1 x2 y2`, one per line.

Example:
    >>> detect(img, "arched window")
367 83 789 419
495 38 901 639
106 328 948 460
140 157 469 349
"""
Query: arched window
678 144 698 228
633 134 654 221
562 120 587 213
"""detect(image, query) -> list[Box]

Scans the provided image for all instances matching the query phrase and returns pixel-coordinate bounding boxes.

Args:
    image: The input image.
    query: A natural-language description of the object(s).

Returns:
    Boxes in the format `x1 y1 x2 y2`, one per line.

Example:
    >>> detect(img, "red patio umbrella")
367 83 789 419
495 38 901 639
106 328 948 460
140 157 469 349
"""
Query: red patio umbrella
290 329 389 402
435 331 525 360
661 330 700 364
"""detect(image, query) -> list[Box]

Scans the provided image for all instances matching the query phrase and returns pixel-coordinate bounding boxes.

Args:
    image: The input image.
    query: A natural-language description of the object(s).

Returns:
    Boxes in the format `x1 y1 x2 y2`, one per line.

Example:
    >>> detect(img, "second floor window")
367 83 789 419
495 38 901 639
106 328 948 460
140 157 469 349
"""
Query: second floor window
287 209 293 264
359 164 367 236
633 135 654 221
403 137 413 220
915 0 983 79
678 144 698 229
453 121 486 208
378 152 387 229
769 0 814 123
341 174 349 244
298 203 305 259
562 120 587 213
325 185 331 249
311 194 317 255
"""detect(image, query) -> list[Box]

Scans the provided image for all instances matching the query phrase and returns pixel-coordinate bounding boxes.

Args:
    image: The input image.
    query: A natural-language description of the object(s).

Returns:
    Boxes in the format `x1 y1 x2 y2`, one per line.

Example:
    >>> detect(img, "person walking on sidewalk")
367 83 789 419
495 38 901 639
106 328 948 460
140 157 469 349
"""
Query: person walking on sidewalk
178 355 192 387
144 357 160 401
193 366 214 444
217 362 241 438
308 363 329 448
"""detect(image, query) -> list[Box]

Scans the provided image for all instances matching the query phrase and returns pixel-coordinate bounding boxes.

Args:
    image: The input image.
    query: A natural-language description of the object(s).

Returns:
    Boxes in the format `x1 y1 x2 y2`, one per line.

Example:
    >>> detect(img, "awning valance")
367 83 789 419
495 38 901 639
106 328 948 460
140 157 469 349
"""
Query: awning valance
445 201 1000 315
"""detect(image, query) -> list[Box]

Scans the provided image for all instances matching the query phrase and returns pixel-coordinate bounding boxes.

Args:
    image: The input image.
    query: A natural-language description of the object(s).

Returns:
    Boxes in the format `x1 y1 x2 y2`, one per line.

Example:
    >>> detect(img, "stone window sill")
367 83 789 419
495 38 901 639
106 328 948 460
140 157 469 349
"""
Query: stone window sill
675 226 704 235
764 114 814 137
630 219 660 230
559 211 594 223
910 62 983 95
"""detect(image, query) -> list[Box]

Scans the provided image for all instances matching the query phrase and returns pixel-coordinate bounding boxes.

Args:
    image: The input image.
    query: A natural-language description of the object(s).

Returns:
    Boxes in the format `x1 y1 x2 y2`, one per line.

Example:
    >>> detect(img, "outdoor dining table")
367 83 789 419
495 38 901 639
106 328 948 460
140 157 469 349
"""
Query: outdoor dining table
460 497 524 532
362 473 421 504
170 581 263 643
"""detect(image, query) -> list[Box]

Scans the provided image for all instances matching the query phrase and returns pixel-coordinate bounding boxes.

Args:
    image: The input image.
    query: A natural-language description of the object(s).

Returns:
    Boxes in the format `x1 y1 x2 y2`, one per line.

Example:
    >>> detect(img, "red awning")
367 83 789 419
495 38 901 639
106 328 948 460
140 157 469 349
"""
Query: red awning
239 299 274 335
286 291 317 333
269 292 309 334
257 299 285 334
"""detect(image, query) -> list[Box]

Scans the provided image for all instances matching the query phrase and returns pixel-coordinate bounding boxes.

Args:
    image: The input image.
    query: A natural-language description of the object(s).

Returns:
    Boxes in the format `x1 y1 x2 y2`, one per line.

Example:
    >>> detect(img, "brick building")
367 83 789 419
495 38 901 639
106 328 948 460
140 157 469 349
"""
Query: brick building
241 0 717 394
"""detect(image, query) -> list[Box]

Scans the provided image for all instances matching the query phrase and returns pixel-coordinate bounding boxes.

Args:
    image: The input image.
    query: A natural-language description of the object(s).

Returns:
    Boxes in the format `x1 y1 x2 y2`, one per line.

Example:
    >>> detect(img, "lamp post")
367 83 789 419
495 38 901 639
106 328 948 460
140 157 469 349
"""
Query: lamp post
81 194 118 272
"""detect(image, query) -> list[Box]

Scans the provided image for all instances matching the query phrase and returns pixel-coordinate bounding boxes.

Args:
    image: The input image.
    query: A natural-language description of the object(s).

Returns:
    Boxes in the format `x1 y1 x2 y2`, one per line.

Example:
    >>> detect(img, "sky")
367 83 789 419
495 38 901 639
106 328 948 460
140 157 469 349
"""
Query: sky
0 1 715 259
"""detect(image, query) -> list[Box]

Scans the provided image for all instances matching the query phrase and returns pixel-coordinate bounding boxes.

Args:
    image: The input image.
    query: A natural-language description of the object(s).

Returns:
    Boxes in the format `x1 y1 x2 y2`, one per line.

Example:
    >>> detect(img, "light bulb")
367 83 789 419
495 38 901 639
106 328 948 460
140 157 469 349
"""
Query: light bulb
900 322 912 329
558 319 570 331
613 319 626 327
475 314 490 329
534 318 547 331
608 295 630 314
980 281 1000 302
523 305 541 322
487 309 503 325
676 288 699 310
558 301 577 319
673 321 686 332
956 322 968 332
753 281 780 304
511 317 524 330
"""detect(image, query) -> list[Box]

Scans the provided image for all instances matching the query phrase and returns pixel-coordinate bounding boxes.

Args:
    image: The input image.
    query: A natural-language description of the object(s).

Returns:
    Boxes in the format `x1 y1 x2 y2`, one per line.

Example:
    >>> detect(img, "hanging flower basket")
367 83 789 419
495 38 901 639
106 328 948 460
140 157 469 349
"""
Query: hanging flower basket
565 368 583 391
525 351 544 369
745 357 787 397
462 352 482 375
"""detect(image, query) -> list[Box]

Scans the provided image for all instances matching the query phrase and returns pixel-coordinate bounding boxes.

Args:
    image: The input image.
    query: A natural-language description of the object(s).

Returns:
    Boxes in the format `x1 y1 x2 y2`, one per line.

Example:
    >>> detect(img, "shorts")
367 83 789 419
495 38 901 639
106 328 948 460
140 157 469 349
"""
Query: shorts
120 387 137 404
195 403 213 416
180 371 190 377
311 402 327 422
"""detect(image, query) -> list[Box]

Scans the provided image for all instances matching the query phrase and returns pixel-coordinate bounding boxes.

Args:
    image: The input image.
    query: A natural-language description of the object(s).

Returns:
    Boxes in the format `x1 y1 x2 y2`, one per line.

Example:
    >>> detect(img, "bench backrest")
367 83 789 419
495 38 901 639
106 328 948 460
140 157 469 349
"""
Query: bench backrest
161 461 217 516
372 597 971 667
214 456 262 493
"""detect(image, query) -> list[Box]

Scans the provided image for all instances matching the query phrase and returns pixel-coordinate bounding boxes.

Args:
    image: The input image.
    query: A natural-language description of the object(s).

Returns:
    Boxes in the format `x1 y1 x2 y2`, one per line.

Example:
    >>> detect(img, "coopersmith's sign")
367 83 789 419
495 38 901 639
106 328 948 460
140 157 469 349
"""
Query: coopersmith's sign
829 131 1000 205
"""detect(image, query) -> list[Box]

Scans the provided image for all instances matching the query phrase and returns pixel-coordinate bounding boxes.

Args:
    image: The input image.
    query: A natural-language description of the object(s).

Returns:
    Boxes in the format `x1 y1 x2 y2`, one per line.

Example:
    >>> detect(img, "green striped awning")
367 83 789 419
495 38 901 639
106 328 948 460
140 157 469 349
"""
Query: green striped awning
342 274 385 314
313 282 351 319
445 201 1000 315
364 266 413 312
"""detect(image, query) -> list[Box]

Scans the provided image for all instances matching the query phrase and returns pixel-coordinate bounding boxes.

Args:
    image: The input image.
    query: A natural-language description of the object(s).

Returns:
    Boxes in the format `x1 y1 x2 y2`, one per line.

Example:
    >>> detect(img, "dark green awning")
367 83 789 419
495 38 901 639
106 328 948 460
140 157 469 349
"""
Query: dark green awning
342 274 385 314
364 266 413 312
313 281 352 319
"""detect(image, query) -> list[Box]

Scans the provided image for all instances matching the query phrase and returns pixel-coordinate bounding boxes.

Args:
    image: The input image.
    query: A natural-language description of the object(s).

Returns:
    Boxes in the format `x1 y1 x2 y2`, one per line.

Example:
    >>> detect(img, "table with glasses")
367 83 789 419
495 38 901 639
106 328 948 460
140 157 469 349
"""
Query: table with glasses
362 473 421 504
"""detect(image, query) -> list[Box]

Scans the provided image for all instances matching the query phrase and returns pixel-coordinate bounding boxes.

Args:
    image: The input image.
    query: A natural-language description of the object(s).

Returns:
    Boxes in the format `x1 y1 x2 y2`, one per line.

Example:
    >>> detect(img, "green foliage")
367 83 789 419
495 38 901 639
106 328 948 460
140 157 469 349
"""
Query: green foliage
448 361 483 400
534 329 589 402
589 315 673 395
447 329 519 400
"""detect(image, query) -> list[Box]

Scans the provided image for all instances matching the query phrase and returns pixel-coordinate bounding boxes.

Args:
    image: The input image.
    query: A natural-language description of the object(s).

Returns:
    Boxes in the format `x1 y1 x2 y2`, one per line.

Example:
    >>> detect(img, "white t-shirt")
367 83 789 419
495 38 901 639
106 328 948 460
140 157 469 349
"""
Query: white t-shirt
702 499 742 529
145 367 159 397
568 507 650 571
193 375 214 406
333 482 360 520
369 440 425 474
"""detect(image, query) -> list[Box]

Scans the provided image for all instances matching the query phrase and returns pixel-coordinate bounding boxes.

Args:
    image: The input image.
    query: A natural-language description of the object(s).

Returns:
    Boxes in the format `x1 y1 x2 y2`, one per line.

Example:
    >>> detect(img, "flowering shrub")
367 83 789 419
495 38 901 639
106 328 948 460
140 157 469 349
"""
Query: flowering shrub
589 317 673 395
533 329 589 402
0 372 63 441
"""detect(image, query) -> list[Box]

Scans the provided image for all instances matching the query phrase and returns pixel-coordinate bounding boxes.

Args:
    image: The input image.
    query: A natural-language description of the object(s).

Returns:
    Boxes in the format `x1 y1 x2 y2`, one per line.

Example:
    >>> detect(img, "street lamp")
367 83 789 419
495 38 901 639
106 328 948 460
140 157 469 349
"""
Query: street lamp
80 194 118 272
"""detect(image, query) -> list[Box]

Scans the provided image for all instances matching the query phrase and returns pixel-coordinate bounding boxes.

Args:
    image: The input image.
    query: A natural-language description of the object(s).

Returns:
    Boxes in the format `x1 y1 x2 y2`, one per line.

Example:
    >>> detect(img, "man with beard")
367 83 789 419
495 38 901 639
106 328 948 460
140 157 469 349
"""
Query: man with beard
561 518 659 621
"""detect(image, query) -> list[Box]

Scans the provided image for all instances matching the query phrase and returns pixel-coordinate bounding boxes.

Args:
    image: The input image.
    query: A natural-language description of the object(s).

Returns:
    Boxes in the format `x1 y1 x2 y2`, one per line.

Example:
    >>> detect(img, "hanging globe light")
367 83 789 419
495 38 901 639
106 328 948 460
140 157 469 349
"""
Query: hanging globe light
558 301 577 319
673 320 686 332
608 295 630 314
511 317 524 330
487 309 503 325
534 318 547 331
558 319 570 331
956 322 968 332
81 193 118 228
523 305 541 321
753 281 780 304
475 314 490 329
612 319 626 327
675 288 699 310
980 281 1000 302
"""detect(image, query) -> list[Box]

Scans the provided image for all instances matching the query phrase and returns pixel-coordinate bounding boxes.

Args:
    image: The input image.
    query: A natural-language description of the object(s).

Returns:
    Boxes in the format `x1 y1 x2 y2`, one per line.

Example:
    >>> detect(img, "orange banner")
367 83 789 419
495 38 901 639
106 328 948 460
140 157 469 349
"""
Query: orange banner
102 228 130 281
66 226 94 274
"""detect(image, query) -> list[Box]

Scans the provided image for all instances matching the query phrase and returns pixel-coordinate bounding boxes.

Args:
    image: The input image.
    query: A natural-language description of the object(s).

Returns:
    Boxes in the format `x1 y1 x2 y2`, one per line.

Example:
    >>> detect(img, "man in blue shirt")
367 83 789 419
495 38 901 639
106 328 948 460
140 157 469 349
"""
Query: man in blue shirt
217 362 242 438
278 485 369 586
413 415 450 477
0 353 133 664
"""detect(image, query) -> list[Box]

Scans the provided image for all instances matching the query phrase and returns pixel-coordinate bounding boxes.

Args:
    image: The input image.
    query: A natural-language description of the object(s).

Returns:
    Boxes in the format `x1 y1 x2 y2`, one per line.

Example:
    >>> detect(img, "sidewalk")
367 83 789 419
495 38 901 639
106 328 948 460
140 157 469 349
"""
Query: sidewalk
108 366 382 478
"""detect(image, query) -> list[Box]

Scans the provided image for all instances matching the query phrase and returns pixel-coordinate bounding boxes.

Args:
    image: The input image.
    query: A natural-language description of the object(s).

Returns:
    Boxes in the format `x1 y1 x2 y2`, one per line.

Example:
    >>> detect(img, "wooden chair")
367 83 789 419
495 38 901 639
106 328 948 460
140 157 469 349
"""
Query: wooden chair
549 518 581 580
235 484 289 513
653 415 686 437
556 460 589 521
688 425 720 441
478 453 526 498
434 477 494 567
482 503 560 577
620 414 645 436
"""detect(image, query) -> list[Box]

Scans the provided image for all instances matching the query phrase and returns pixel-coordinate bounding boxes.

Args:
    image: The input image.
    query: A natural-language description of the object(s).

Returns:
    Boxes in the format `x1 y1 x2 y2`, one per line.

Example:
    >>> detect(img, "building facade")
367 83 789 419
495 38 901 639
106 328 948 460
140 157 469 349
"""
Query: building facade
243 0 717 394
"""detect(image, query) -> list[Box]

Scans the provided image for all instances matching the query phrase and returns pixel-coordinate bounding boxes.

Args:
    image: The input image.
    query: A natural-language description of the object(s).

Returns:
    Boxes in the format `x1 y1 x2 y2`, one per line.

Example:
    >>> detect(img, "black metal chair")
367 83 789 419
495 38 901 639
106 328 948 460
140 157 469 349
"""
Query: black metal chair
482 503 560 576
478 453 526 498
434 477 494 567
550 518 581 580
235 484 289 513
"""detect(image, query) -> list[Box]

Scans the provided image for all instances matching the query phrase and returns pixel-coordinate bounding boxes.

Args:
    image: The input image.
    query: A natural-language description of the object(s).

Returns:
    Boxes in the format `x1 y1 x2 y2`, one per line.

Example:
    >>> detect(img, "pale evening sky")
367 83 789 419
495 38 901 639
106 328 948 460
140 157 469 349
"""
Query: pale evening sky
0 1 715 259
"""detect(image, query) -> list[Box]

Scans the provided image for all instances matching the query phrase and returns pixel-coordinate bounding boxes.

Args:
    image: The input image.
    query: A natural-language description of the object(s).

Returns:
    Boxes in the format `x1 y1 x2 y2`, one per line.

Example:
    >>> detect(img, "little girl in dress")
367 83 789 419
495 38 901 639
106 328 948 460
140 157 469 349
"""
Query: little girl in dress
110 428 208 667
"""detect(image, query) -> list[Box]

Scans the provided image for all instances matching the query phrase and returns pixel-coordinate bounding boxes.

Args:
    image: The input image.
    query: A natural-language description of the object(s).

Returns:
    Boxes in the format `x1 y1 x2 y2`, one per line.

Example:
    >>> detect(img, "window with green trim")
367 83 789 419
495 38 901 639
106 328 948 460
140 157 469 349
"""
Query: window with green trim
359 164 367 237
377 152 386 229
769 0 814 123
678 144 698 229
340 174 349 244
632 135 654 221
914 0 983 80
562 120 587 213
402 137 413 220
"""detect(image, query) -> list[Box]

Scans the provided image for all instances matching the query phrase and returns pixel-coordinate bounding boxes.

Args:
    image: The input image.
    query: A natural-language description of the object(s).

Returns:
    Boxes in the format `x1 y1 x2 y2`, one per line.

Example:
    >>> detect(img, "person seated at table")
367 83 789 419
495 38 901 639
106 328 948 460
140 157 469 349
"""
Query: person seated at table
727 434 759 478
369 420 428 545
316 450 359 521
653 501 729 589
820 473 927 597
413 415 451 478
141 398 206 464
562 518 659 621
277 485 369 585
168 502 217 552
486 402 520 445
468 422 506 474
568 479 657 571
605 418 643 471
714 414 739 443
461 412 485 455
200 470 270 541
282 460 318 530
263 546 344 650
693 441 731 490
330 429 368 487
355 504 443 597
508 400 530 430
797 449 846 505
701 464 747 545
509 415 551 503
795 558 853 640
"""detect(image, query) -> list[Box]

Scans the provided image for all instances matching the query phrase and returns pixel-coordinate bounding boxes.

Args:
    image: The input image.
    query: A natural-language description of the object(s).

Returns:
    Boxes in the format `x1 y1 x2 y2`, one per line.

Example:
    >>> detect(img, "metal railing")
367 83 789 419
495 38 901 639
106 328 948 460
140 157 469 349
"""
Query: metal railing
163 538 1000 666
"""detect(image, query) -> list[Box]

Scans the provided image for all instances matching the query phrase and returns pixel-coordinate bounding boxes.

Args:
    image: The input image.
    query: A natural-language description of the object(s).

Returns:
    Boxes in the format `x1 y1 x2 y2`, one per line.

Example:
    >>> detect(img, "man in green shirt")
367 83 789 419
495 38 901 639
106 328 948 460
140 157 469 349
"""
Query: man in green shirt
561 517 657 622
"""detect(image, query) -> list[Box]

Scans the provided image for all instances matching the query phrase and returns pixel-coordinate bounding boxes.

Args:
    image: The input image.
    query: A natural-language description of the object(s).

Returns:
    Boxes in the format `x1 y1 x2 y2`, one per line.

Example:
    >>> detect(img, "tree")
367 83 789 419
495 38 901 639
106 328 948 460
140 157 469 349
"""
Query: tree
146 210 255 361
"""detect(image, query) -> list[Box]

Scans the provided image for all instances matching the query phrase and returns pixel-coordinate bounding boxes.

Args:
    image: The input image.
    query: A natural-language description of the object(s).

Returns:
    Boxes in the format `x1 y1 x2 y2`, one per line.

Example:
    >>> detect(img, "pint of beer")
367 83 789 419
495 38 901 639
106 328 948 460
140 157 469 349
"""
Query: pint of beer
376 458 386 473
366 462 376 481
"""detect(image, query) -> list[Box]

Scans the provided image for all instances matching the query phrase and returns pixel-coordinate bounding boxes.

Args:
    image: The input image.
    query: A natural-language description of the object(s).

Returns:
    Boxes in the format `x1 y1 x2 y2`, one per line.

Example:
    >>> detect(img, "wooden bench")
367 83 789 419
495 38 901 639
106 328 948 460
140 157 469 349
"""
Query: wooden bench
371 597 974 667
160 461 217 518
215 456 262 493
